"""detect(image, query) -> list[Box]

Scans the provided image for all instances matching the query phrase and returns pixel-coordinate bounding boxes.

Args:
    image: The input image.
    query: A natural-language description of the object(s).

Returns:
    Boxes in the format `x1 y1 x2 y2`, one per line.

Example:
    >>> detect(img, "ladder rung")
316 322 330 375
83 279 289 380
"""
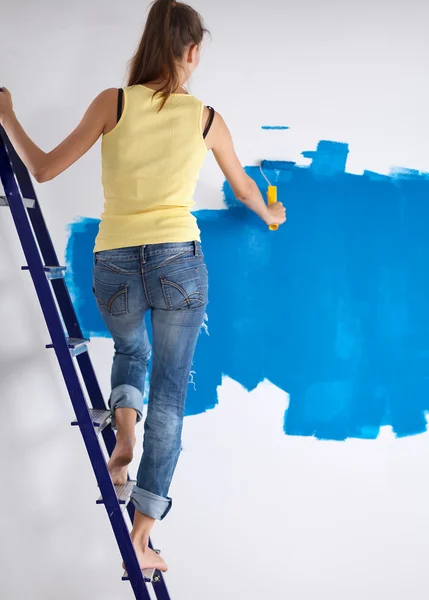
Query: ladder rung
22 265 67 280
71 409 111 433
122 568 161 583
97 480 136 506
0 194 35 209
46 337 89 357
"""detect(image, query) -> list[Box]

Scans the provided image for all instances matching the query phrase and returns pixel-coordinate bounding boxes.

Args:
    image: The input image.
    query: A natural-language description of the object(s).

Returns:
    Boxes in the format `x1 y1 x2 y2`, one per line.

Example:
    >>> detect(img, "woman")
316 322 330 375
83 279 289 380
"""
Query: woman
0 0 285 574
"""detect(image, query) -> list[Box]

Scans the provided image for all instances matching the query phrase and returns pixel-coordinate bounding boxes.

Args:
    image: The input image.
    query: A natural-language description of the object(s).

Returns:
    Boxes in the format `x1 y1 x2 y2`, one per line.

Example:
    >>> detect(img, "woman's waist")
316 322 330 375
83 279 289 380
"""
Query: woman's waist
95 240 202 259
94 210 201 253
93 241 205 275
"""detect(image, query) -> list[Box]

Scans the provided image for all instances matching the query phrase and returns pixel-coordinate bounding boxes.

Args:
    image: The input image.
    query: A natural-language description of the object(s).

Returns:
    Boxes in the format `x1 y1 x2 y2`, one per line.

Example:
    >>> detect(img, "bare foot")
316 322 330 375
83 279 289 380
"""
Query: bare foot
124 546 168 573
108 434 136 486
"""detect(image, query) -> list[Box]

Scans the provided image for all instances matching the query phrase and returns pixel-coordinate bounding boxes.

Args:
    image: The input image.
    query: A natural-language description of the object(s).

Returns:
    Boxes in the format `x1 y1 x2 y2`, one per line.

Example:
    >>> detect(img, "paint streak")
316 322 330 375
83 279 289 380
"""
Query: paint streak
261 160 295 171
65 140 429 440
261 126 290 130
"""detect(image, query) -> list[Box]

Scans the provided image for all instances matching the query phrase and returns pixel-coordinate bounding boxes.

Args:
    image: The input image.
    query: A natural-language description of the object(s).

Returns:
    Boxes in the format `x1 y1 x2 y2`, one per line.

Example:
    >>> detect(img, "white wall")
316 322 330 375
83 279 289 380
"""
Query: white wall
1 1 429 599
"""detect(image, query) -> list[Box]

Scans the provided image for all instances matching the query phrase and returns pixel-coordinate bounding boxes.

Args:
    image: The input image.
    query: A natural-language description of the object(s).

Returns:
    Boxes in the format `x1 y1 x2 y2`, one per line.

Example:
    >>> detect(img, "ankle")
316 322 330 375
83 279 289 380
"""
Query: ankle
131 531 149 550
116 430 136 443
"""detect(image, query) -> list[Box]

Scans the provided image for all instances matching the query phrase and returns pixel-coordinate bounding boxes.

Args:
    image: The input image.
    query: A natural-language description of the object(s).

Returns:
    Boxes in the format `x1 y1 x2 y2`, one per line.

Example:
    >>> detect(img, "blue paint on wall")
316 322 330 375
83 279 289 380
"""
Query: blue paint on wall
261 126 290 130
65 139 429 441
302 140 349 177
65 217 109 338
261 160 296 171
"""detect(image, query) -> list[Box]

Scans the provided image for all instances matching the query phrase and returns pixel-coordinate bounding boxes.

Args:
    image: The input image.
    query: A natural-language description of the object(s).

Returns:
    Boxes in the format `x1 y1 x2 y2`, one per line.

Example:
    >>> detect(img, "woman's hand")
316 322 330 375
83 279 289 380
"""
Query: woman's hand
209 113 288 227
0 87 14 126
265 201 286 227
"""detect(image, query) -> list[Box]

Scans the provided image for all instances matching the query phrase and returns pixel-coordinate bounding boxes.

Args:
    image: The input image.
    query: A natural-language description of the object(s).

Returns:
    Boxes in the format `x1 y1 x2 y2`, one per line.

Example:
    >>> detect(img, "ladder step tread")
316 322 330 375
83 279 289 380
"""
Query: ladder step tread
122 568 161 583
22 265 67 279
46 337 89 358
71 408 111 432
46 337 89 349
0 194 35 208
96 480 136 505
67 337 90 348
22 265 66 271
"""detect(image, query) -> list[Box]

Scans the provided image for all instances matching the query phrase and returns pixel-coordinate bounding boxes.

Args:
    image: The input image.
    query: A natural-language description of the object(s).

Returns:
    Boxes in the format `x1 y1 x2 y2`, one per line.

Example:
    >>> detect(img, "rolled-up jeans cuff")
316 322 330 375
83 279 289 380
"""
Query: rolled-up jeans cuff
109 384 143 429
131 486 172 521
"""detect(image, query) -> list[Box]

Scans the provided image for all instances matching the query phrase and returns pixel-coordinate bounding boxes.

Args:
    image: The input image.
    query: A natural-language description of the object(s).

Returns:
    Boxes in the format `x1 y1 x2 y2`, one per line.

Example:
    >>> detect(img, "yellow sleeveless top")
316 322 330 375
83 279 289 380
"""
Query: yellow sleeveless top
94 85 208 252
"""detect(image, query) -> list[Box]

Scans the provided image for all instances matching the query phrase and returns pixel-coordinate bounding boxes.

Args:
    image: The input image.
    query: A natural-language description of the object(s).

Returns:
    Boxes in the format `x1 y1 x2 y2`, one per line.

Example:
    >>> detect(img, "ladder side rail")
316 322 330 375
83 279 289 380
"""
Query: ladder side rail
0 127 59 266
0 130 151 600
5 131 172 599
2 127 171 599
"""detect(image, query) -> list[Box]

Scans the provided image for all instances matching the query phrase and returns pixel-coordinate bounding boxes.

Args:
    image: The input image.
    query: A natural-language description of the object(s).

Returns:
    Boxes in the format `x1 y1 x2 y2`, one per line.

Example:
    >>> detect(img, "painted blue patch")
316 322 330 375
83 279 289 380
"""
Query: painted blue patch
302 140 349 177
261 126 290 130
65 217 109 338
65 139 429 440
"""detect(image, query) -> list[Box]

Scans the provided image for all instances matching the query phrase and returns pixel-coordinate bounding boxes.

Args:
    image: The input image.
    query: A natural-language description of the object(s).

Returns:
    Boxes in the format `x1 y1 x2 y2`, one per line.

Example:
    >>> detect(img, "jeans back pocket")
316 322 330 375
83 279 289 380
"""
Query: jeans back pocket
93 277 128 315
161 267 206 310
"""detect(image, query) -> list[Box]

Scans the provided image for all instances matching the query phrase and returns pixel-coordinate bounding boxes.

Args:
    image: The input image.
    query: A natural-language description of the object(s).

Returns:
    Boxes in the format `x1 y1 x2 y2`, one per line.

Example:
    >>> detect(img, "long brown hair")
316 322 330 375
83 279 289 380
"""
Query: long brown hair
127 0 209 109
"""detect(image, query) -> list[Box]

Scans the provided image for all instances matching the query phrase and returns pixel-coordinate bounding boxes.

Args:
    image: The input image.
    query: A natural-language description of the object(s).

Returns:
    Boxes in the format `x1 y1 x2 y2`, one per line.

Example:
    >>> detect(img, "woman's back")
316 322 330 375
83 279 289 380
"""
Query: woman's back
95 85 208 252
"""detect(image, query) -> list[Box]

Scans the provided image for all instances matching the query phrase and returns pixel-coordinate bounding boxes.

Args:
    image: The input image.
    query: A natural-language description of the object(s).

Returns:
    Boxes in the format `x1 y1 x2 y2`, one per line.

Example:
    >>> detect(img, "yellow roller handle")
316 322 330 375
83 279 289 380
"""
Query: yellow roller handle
267 185 279 231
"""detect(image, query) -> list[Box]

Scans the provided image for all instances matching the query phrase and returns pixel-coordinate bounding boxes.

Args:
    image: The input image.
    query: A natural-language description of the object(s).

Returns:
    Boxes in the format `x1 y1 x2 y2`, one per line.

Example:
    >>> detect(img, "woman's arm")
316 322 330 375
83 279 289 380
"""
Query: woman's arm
0 87 117 183
204 109 286 227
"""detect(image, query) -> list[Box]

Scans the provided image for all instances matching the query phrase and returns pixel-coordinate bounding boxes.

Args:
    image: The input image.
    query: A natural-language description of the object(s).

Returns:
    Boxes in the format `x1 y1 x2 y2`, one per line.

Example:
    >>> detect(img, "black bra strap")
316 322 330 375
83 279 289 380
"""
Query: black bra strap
203 106 215 139
117 88 124 123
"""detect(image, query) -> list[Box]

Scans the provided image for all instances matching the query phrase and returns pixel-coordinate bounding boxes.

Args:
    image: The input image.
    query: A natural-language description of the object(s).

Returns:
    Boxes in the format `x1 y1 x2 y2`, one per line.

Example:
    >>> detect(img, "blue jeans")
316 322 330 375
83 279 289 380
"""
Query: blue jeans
92 241 208 520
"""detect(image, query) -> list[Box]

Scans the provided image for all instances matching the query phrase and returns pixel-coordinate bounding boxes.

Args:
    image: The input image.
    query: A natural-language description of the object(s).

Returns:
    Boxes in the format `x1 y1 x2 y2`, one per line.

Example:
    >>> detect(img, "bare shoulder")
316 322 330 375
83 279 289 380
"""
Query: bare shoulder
203 107 230 150
83 88 118 117
202 107 227 130
93 88 122 135
94 88 118 106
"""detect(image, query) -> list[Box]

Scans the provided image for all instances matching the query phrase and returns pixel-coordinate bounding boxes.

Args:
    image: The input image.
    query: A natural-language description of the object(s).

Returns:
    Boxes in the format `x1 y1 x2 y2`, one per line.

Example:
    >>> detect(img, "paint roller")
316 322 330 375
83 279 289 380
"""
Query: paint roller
259 160 292 231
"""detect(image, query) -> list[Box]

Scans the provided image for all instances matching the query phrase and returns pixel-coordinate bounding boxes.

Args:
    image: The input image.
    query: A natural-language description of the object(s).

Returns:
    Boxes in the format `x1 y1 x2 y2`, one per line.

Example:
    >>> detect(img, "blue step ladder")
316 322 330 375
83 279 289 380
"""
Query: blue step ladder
0 126 172 600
